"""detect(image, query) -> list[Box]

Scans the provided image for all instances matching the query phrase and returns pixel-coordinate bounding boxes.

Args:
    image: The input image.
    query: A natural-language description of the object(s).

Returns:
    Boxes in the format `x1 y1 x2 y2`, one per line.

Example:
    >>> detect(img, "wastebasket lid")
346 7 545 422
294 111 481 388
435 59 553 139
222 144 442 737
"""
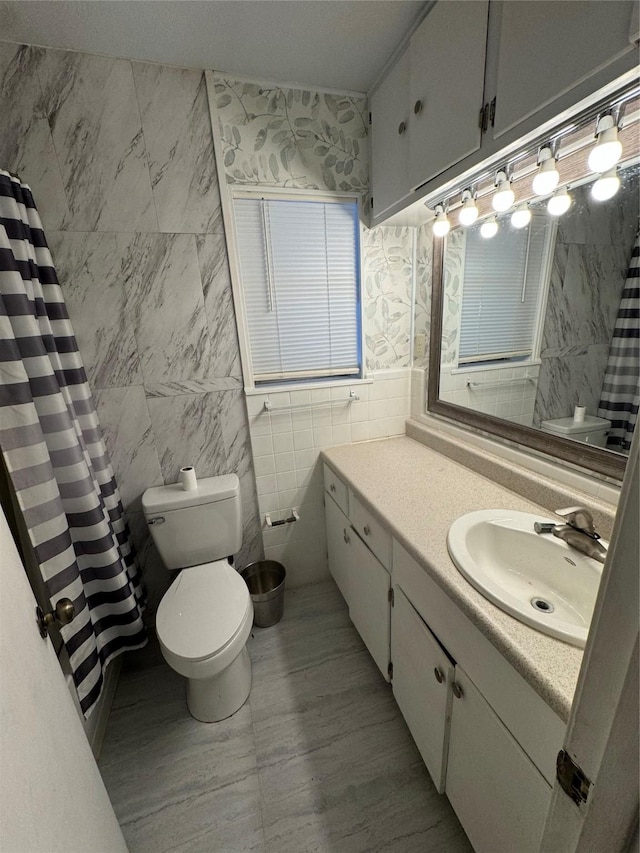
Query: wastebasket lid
156 561 250 661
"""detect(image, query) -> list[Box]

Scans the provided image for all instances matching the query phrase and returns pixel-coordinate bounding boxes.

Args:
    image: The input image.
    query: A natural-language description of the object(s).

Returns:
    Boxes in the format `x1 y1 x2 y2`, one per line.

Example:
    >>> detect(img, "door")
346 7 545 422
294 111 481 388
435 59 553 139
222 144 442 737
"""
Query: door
408 0 489 190
0 509 128 853
446 665 552 853
348 529 391 680
391 587 454 793
493 1 637 138
325 491 351 605
370 50 411 220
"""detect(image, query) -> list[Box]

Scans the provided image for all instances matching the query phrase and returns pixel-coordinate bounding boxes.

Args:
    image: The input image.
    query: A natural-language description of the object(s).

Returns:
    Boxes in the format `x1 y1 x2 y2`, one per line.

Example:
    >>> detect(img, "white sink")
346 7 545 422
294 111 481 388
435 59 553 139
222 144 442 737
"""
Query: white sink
447 510 605 647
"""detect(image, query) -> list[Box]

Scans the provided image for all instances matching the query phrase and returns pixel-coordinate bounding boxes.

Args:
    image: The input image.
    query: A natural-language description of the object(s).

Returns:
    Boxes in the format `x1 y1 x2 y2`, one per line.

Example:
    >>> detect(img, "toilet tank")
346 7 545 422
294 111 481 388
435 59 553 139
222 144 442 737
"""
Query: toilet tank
142 474 242 570
540 416 611 448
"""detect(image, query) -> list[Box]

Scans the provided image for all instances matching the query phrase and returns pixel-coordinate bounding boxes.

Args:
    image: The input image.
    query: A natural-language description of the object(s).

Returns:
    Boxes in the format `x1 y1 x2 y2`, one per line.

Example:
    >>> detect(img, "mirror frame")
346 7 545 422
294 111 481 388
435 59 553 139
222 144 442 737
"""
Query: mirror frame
427 239 627 481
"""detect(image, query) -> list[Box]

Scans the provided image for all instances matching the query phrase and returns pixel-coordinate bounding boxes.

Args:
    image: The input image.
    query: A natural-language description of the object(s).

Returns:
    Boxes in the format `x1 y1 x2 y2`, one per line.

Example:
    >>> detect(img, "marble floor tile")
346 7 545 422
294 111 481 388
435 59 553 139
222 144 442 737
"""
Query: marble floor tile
99 580 471 853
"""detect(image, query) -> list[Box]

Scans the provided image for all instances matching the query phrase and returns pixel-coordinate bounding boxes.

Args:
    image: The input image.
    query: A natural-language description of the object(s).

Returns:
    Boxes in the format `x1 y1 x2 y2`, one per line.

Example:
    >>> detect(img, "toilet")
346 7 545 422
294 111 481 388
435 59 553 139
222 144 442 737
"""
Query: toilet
540 415 611 447
142 474 253 723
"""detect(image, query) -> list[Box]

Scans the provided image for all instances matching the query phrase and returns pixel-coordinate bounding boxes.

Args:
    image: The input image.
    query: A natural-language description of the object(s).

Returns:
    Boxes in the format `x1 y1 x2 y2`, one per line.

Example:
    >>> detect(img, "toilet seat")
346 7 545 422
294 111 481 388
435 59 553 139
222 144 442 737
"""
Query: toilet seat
156 560 251 664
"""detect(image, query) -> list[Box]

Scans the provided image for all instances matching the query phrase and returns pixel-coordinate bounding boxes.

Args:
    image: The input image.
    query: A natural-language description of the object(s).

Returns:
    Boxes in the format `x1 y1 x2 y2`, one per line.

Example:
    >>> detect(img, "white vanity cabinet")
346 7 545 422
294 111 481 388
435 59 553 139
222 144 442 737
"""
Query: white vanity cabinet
390 587 453 793
323 465 391 681
447 666 552 853
323 456 567 853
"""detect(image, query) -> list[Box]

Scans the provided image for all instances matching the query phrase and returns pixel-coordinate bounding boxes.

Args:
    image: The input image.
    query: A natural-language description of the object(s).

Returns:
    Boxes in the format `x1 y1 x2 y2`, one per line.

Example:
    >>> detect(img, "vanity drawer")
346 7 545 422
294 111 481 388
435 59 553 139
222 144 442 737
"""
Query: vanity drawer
393 540 565 786
350 492 392 570
323 463 349 516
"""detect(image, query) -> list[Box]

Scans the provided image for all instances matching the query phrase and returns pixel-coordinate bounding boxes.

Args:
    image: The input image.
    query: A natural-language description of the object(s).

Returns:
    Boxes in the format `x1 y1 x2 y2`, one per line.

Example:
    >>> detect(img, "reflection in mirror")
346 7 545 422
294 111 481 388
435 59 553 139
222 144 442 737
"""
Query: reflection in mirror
436 163 639 463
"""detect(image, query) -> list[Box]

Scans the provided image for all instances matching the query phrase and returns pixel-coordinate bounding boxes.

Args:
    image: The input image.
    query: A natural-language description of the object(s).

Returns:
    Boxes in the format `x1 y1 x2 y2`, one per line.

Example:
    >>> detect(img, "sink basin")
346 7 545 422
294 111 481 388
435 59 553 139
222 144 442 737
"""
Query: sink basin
447 510 605 647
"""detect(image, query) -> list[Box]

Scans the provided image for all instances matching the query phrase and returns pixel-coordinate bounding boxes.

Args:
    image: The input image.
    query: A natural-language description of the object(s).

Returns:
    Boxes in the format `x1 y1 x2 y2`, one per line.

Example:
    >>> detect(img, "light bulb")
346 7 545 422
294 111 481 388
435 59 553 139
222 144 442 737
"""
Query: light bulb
433 205 450 237
588 116 622 173
591 168 620 201
511 205 531 229
492 172 515 212
547 188 571 216
458 191 478 227
532 147 559 196
480 217 498 239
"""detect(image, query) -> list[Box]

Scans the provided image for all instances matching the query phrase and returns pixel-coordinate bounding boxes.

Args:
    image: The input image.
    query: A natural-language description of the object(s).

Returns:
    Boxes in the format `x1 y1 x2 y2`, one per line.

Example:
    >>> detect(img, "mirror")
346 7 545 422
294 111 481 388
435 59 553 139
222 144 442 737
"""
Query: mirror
428 161 639 480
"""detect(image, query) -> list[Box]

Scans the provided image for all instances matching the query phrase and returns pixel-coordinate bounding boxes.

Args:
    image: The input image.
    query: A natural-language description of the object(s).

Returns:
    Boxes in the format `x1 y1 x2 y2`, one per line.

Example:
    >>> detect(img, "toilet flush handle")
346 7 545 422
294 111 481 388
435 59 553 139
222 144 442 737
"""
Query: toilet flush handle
147 516 165 525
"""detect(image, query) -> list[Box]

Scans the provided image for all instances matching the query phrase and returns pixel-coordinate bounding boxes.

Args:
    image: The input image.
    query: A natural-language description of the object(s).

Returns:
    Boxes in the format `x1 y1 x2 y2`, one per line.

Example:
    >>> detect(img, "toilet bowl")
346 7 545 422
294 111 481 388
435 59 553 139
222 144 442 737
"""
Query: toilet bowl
142 474 253 722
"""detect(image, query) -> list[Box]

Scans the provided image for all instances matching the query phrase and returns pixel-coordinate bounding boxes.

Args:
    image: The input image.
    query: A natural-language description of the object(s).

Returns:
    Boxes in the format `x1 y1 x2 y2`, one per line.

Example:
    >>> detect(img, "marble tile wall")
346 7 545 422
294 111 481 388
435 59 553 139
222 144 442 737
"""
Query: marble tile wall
0 41 262 616
533 178 640 426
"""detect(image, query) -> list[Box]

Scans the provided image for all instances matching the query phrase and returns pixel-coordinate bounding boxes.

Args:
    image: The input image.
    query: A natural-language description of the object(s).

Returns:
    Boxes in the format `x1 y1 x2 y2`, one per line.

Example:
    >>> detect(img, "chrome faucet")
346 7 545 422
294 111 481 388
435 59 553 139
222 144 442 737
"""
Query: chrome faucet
535 506 608 564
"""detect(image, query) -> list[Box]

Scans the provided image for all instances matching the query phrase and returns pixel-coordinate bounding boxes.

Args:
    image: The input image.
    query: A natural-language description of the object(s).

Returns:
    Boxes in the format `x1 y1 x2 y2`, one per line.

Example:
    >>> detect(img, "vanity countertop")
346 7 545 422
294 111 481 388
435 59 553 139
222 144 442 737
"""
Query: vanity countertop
322 435 591 723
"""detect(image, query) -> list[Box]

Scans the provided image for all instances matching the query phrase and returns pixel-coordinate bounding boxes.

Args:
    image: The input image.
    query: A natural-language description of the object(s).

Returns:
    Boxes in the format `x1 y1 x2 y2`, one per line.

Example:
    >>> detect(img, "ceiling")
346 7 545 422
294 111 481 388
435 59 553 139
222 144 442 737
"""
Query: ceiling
0 0 427 92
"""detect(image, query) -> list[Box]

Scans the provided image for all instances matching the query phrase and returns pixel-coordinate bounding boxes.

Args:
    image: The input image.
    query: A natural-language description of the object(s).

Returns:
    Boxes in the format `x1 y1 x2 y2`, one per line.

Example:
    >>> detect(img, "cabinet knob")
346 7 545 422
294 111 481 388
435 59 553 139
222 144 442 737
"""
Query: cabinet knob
343 528 350 544
413 99 423 115
398 121 406 136
363 524 371 536
451 681 464 699
434 667 444 684
330 483 336 493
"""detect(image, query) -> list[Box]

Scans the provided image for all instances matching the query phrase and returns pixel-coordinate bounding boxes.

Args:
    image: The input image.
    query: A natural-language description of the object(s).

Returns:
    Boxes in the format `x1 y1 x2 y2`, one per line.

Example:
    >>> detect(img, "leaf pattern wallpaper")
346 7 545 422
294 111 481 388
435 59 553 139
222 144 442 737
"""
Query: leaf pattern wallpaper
213 74 414 370
413 222 433 370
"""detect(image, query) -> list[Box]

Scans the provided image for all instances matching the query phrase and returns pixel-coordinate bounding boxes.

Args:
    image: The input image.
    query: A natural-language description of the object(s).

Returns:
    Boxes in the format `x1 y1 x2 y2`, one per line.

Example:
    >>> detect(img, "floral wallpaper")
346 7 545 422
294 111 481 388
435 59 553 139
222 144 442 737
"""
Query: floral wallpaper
213 76 368 198
361 225 413 369
440 228 465 367
212 74 412 370
413 221 433 370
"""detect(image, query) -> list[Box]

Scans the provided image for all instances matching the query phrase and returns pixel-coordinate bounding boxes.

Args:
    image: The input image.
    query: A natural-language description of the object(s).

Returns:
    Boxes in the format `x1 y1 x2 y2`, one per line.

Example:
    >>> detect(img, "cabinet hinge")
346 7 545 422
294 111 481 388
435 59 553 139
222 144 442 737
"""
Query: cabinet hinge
388 587 394 606
387 661 393 680
370 197 374 209
368 111 372 125
556 749 591 806
489 96 496 128
479 102 489 134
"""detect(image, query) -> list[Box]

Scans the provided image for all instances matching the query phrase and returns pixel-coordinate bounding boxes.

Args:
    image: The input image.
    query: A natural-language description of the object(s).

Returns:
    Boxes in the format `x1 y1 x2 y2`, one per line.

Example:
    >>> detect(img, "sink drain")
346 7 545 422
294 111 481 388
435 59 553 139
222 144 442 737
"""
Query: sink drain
531 597 555 614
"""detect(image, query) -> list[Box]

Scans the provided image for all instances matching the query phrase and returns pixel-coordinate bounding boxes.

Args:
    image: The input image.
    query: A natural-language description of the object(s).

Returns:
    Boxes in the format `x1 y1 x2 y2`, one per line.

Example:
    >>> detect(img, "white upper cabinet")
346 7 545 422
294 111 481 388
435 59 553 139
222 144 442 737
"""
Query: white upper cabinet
407 0 489 191
492 0 638 138
369 0 639 223
370 50 411 219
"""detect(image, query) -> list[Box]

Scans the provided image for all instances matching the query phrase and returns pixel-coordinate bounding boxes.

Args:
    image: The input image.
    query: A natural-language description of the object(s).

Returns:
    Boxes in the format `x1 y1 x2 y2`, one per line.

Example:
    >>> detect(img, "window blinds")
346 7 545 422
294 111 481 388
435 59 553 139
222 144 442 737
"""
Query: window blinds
234 197 361 383
458 213 549 364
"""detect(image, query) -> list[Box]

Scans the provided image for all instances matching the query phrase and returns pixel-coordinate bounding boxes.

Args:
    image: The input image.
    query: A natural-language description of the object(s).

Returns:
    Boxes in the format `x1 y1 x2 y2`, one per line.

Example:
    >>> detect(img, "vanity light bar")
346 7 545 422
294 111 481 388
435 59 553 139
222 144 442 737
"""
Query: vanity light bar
429 84 639 225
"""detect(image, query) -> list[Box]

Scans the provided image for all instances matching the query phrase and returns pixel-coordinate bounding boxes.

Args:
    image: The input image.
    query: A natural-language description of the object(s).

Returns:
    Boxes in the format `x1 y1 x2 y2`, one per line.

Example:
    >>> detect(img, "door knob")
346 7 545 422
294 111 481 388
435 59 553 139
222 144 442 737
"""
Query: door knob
434 667 444 683
36 598 75 638
451 681 464 699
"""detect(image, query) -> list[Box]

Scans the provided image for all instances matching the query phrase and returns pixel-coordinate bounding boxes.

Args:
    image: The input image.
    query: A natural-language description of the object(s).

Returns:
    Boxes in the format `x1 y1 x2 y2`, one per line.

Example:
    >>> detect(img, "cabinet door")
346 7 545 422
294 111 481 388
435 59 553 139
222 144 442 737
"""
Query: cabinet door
408 0 488 190
493 1 637 138
348 530 391 680
325 492 351 605
391 587 454 793
370 50 411 220
446 666 552 853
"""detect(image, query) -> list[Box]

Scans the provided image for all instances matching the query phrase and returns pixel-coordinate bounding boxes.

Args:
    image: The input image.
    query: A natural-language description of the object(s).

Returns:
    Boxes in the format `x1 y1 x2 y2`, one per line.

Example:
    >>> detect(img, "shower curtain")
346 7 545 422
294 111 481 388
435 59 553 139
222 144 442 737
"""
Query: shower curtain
598 233 640 452
0 169 146 717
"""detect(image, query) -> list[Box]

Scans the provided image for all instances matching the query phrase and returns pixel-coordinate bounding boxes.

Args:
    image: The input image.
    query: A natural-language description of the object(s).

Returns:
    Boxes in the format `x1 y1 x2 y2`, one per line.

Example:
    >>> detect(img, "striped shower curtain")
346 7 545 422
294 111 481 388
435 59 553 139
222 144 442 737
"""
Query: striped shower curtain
0 170 146 716
598 233 640 453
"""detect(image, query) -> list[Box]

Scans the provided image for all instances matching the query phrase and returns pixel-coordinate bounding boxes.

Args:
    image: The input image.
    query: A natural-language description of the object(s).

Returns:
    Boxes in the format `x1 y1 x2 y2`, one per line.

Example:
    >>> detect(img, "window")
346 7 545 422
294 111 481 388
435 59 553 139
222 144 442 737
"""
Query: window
457 211 554 367
233 193 361 386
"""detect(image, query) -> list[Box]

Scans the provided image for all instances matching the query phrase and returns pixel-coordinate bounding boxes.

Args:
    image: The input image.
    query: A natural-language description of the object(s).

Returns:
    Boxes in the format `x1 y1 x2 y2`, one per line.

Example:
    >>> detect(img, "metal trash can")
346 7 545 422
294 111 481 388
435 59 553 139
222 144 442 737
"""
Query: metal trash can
240 560 286 628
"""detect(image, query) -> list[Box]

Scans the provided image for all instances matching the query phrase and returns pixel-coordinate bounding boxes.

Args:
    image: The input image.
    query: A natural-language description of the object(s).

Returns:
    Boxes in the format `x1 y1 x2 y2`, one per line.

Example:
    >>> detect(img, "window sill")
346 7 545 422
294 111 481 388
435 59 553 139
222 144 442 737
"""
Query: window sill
450 359 541 376
244 376 374 396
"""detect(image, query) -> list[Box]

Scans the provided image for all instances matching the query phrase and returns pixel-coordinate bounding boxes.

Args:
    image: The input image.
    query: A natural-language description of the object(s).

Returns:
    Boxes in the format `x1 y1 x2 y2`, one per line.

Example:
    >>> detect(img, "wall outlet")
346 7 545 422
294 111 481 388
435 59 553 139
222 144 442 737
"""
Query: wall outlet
414 334 426 358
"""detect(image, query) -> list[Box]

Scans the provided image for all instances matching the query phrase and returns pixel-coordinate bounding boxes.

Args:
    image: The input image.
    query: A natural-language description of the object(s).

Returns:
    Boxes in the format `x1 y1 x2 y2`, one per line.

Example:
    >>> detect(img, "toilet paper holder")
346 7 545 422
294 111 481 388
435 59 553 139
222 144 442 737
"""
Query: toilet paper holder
265 509 300 528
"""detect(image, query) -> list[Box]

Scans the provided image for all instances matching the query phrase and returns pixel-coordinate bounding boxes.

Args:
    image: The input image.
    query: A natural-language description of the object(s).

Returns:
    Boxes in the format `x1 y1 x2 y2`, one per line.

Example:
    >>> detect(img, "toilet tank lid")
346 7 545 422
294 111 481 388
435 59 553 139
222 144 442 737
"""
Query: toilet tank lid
142 474 239 513
541 415 611 435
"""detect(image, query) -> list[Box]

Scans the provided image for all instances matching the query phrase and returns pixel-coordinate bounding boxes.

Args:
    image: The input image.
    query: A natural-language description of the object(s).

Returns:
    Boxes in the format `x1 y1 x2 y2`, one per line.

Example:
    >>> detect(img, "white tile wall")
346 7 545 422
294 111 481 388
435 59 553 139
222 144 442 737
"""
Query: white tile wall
246 369 411 587
439 364 540 427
